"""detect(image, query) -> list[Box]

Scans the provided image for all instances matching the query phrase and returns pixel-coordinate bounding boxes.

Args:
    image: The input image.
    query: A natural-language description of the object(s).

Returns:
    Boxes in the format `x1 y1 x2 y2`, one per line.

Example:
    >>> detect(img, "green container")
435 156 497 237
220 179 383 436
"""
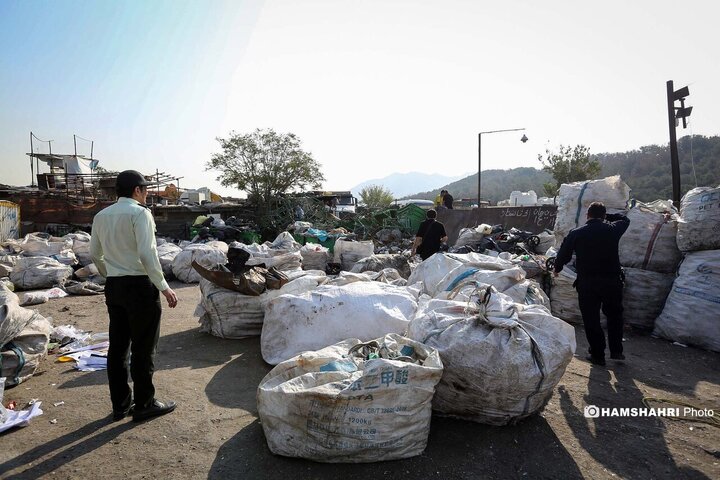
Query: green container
397 204 426 234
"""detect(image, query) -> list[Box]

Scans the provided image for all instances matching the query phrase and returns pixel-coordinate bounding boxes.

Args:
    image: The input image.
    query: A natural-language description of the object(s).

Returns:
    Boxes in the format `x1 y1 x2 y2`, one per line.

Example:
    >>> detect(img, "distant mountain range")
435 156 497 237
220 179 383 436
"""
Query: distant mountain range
350 171 470 199
399 135 720 204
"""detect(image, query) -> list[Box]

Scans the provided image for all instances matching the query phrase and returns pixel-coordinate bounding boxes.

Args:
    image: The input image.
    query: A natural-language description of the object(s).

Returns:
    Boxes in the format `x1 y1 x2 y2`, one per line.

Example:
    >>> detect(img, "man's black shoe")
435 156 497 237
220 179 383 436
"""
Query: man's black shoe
132 399 176 422
112 403 135 421
610 353 625 361
585 354 606 366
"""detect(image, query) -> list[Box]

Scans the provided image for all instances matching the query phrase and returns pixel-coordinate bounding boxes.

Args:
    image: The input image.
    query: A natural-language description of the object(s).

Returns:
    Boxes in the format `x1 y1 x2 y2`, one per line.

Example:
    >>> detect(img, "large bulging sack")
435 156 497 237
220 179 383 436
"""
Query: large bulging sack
1 313 52 386
676 186 720 252
300 243 330 271
408 291 576 425
407 252 514 296
653 250 720 352
333 239 375 271
0 284 41 348
63 232 93 266
196 273 326 339
171 242 228 283
261 282 421 365
549 267 583 324
350 254 411 279
554 176 630 243
10 256 74 290
0 255 19 277
15 234 72 257
157 242 182 277
621 267 674 330
434 265 527 299
619 204 682 274
257 333 443 463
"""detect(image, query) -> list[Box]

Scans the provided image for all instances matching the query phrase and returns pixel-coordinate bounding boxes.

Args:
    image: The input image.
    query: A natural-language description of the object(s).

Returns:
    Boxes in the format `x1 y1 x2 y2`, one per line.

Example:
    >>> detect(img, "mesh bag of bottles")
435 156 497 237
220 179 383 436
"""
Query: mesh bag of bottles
653 250 720 352
257 333 443 462
675 186 720 252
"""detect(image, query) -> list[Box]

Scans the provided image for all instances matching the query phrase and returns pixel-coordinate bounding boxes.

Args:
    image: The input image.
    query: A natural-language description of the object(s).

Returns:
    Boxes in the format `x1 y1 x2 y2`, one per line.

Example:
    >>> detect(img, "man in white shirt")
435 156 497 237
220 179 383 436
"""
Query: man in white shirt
90 170 178 422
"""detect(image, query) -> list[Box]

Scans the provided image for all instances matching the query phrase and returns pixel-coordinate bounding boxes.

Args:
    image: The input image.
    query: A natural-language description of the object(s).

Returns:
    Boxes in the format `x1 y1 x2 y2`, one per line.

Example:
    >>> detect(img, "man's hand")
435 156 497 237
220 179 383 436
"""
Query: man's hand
162 288 178 308
553 270 559 278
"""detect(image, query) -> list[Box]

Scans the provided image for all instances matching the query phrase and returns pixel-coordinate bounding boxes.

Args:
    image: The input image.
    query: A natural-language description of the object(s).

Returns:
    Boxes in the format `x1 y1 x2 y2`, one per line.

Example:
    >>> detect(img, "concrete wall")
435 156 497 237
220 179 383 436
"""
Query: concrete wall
437 205 557 245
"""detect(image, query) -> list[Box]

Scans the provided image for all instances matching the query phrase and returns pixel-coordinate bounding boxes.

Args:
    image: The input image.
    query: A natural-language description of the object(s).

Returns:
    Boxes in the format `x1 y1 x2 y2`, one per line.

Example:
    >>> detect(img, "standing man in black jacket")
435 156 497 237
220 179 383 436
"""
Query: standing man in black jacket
553 202 630 366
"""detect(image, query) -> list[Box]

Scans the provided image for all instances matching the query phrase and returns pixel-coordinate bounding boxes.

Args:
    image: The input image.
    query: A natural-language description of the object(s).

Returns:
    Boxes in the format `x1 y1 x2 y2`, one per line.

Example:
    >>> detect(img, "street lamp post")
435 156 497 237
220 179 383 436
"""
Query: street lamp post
478 128 527 207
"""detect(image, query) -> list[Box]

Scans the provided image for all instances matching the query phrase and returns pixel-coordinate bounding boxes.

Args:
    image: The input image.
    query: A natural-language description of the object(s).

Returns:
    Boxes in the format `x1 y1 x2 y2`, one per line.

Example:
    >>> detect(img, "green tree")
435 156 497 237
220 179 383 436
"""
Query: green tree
207 128 325 203
538 144 601 197
359 185 394 208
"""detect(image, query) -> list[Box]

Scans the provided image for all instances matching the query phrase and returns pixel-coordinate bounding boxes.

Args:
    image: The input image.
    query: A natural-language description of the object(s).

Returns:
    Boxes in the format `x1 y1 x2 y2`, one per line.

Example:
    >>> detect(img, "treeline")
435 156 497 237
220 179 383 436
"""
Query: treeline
407 135 720 204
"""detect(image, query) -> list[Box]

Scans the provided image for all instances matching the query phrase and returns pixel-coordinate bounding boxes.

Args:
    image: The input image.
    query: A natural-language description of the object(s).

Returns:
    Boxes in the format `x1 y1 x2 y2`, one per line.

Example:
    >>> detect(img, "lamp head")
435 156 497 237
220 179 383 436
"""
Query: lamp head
520 134 529 143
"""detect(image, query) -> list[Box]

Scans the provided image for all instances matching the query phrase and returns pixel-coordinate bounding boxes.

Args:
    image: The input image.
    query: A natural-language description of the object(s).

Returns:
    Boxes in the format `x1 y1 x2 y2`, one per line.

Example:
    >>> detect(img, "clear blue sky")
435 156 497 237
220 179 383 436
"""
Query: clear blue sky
1 1 718 196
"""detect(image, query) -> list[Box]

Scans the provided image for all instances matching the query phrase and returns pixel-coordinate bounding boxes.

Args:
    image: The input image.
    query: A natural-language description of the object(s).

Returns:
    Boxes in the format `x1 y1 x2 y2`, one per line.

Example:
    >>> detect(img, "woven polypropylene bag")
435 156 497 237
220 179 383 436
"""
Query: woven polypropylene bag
257 333 443 462
676 186 720 252
408 291 575 425
653 250 720 352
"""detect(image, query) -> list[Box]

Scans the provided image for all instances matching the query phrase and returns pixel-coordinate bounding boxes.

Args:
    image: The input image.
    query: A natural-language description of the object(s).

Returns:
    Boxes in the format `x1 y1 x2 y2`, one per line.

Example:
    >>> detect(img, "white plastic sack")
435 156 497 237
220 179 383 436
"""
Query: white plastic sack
333 239 375 271
326 269 407 287
16 234 72 257
408 252 514 296
157 242 182 277
257 333 443 462
408 292 576 425
622 267 674 330
676 186 720 252
1 314 52 386
247 251 302 272
619 204 682 274
64 232 93 266
533 231 556 255
350 254 411 279
196 273 326 339
10 257 74 290
49 250 78 266
653 250 720 352
434 265 527 300
261 282 421 365
454 225 490 248
171 242 228 283
300 243 330 271
554 176 630 243
549 267 583 324
0 255 18 277
0 285 41 348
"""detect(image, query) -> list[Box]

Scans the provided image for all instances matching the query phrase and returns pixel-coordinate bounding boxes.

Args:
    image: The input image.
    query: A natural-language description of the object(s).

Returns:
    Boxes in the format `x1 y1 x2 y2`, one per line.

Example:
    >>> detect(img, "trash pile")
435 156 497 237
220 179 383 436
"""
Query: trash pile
0 231 107 299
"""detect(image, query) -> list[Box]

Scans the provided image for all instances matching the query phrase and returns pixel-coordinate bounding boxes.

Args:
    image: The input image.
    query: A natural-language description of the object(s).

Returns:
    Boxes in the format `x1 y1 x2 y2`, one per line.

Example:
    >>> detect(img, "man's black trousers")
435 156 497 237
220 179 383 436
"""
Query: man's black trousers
105 276 161 412
576 275 624 359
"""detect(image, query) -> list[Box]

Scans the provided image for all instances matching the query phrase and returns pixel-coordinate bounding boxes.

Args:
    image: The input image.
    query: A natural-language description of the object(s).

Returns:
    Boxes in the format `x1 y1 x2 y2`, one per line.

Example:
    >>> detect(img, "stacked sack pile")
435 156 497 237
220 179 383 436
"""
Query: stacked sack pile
654 186 720 352
4 234 76 290
256 249 576 462
617 200 681 330
549 176 631 324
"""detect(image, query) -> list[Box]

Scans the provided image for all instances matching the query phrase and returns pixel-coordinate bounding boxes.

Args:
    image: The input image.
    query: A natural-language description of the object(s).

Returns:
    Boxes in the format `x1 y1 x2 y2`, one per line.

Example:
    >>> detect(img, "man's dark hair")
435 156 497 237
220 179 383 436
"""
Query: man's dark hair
115 170 149 198
426 209 437 219
587 202 607 219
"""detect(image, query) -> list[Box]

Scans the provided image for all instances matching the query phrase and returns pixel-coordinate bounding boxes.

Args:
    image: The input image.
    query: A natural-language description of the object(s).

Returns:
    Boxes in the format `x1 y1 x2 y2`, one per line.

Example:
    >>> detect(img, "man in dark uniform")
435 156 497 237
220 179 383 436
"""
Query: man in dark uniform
553 202 630 366
90 170 179 421
412 209 448 260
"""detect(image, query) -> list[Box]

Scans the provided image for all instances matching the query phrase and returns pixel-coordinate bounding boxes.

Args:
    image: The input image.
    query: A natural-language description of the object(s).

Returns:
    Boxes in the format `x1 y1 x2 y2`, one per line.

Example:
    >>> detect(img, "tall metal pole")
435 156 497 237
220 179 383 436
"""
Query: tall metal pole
30 131 34 186
477 133 482 208
666 80 681 209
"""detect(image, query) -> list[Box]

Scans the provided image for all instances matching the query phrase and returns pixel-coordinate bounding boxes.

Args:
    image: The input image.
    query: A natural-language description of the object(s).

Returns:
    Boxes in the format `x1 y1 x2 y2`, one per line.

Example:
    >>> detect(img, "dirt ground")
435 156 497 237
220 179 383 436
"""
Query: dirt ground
1 281 718 480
